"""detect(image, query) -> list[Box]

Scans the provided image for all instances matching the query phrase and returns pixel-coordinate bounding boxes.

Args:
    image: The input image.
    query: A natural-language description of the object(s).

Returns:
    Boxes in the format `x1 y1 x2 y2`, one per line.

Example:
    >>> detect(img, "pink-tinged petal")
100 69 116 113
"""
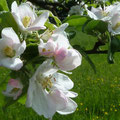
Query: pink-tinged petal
9 79 19 88
52 73 74 91
57 98 77 115
2 28 20 44
28 12 49 31
55 47 68 62
48 89 68 111
1 58 23 71
55 49 82 71
8 79 23 89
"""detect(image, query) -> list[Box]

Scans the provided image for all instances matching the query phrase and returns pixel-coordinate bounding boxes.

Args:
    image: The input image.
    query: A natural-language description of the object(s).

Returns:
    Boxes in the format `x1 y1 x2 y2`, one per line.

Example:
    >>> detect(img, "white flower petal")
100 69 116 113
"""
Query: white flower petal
63 91 78 98
51 23 70 49
34 59 58 78
26 78 36 107
87 8 98 20
29 82 56 118
17 3 36 22
57 98 77 115
52 73 74 91
15 41 26 56
2 27 20 44
28 12 49 31
53 23 68 34
1 58 23 70
11 1 18 13
12 13 26 31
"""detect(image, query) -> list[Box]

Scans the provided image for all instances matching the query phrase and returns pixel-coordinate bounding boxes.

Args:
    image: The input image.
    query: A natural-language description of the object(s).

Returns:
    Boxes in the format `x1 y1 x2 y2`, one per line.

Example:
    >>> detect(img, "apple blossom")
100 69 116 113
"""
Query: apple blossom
11 1 49 32
26 59 77 119
38 23 82 71
0 27 26 70
86 5 115 21
68 2 86 16
2 79 23 100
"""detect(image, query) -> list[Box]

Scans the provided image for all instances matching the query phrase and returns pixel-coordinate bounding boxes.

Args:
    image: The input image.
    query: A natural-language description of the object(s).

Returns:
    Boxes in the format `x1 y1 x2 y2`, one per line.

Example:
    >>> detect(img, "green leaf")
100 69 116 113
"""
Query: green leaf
83 20 108 35
67 30 76 40
0 11 19 35
73 45 96 73
66 26 97 50
64 15 90 27
0 0 9 11
108 36 120 64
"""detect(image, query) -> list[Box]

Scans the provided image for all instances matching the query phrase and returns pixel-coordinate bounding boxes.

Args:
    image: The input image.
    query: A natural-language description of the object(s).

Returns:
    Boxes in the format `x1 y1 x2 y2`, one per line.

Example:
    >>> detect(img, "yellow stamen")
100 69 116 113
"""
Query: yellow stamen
22 16 31 27
4 46 15 58
42 48 46 52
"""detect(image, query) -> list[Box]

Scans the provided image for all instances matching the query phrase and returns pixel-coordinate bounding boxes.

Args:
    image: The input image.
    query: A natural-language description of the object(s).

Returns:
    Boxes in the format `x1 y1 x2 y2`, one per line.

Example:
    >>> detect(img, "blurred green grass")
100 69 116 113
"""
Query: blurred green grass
0 52 120 120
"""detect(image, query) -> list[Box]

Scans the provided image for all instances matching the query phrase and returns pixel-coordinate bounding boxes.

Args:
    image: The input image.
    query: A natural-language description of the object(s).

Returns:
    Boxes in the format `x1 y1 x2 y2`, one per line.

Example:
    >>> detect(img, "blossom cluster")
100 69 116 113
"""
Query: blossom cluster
86 2 120 35
1 1 82 120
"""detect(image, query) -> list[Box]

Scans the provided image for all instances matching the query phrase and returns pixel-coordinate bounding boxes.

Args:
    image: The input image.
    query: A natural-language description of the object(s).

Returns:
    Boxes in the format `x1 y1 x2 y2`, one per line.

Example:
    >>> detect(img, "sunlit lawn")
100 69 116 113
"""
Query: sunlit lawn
0 52 120 120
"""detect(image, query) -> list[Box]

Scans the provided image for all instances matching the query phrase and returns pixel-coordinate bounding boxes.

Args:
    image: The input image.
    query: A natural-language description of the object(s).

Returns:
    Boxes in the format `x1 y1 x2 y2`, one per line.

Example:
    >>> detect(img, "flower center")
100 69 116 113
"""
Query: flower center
101 11 109 17
4 46 16 58
22 16 31 28
11 88 19 93
112 22 120 30
37 74 53 89
41 76 53 89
